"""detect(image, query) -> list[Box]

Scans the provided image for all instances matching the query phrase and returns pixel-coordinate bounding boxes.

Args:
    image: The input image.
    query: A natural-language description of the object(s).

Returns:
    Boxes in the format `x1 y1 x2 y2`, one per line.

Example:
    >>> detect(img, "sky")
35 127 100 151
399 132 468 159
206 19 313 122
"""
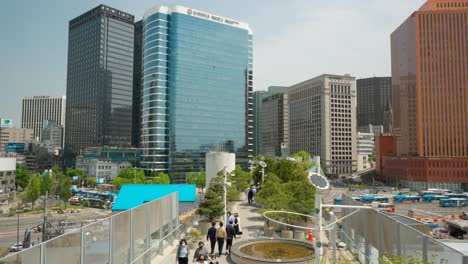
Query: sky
0 0 426 126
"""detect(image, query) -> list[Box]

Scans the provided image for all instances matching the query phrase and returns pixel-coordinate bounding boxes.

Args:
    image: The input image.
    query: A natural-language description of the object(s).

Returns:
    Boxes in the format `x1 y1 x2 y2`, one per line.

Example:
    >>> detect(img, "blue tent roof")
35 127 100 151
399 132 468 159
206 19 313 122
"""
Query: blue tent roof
112 184 196 211
363 195 374 199
335 196 342 201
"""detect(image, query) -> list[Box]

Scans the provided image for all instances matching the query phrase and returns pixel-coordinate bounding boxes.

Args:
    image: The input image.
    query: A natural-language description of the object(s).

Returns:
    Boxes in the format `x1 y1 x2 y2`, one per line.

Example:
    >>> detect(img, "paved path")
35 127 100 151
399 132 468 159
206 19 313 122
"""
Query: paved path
152 198 264 264
152 192 360 263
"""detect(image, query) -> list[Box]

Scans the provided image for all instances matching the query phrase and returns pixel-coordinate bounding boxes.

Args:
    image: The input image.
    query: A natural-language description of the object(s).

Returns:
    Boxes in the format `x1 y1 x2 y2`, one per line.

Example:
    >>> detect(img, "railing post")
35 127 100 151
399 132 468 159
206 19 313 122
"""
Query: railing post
396 223 401 256
159 204 163 256
422 236 428 262
146 203 150 264
109 216 113 263
130 210 134 262
81 227 85 264
40 242 45 264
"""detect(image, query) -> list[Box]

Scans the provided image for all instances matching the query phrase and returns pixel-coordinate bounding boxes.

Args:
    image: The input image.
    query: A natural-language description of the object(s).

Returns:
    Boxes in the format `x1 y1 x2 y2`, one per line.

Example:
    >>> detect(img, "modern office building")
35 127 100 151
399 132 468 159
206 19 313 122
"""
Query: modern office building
21 96 66 141
379 0 468 190
41 120 63 155
141 6 253 182
65 5 134 165
356 77 391 132
132 20 143 148
358 124 383 135
260 92 289 157
289 74 357 175
253 86 288 157
0 128 34 152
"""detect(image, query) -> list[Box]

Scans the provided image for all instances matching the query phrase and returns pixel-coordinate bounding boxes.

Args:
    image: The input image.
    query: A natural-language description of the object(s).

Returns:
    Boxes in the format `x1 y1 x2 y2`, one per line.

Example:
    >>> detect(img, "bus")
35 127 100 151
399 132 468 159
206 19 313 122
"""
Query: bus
374 196 390 203
361 195 389 204
439 198 468 208
419 189 451 196
334 196 342 205
446 193 468 199
393 195 421 204
422 194 449 202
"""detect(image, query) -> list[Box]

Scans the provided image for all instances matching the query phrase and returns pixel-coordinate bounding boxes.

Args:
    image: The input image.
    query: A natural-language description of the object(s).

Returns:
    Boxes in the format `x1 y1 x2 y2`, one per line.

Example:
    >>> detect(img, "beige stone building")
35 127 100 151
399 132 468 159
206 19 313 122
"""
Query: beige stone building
0 128 34 152
288 74 357 176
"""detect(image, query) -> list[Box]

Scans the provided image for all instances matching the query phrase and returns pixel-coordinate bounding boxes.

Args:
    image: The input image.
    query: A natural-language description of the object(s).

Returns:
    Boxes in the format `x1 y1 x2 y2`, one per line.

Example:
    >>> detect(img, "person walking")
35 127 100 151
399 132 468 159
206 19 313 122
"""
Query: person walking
206 222 217 255
227 211 234 225
247 186 254 205
225 220 236 254
234 213 241 235
193 241 209 262
215 221 226 256
176 239 190 264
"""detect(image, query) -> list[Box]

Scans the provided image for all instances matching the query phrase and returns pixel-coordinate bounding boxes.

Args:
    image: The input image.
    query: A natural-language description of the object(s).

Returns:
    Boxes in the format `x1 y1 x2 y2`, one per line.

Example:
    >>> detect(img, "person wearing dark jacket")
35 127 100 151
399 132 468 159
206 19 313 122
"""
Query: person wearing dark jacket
225 221 236 254
206 222 217 254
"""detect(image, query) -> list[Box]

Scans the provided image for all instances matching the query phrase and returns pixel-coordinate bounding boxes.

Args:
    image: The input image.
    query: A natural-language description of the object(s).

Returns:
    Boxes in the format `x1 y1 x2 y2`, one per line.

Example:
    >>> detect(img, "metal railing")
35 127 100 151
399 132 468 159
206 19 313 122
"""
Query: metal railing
0 192 180 264
341 194 468 264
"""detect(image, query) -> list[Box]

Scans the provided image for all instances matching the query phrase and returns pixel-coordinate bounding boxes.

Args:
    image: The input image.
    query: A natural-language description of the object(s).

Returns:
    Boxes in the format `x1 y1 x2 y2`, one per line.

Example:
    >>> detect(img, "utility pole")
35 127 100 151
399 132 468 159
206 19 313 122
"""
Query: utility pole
42 191 47 242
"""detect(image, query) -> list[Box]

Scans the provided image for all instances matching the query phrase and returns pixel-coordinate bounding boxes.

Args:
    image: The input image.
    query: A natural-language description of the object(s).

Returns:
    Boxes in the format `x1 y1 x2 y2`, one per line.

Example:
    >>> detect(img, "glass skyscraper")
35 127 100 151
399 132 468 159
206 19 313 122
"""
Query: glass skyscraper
65 5 134 165
141 6 253 181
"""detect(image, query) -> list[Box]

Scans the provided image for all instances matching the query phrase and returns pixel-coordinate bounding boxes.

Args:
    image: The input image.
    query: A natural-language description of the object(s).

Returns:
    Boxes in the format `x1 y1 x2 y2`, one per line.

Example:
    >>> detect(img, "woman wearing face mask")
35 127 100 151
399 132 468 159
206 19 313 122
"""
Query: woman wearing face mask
176 239 190 264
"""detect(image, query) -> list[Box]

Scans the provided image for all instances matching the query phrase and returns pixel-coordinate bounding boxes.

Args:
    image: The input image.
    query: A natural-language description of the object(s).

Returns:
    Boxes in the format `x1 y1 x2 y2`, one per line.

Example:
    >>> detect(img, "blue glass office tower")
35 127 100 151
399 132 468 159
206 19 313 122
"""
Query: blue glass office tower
141 6 253 182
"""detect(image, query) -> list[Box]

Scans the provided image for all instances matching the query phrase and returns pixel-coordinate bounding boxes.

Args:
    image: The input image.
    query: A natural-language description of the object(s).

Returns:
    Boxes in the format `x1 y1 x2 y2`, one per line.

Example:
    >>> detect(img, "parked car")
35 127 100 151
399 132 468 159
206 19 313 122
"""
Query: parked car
10 242 23 252
68 197 80 205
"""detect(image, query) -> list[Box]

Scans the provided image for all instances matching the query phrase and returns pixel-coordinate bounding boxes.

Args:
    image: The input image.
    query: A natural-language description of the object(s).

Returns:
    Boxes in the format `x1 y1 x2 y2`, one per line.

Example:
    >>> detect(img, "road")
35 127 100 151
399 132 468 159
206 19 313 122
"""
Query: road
0 208 108 249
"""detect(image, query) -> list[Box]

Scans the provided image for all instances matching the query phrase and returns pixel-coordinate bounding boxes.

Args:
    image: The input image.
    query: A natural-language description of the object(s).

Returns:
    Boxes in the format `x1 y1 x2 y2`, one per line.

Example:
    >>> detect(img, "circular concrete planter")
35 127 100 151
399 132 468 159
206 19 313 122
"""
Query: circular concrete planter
281 230 293 239
230 238 314 264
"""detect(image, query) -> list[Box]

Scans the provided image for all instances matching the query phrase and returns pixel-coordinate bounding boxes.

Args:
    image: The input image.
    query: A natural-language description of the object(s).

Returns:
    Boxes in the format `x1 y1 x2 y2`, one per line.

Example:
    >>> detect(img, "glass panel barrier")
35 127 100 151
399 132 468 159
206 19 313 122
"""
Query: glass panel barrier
44 230 81 264
83 218 110 263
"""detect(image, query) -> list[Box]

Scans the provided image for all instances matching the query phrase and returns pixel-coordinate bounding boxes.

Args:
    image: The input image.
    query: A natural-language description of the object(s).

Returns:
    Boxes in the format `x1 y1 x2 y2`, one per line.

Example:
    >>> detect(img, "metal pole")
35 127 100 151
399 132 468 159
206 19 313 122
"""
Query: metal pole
223 166 227 224
315 192 322 264
330 212 337 264
261 167 265 183
16 208 19 251
133 167 136 184
42 191 48 242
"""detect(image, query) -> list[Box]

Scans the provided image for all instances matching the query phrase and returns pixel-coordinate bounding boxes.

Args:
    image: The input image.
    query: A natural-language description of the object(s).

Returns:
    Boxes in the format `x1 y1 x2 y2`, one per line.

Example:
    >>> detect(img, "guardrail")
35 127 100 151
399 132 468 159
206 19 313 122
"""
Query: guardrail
0 192 180 264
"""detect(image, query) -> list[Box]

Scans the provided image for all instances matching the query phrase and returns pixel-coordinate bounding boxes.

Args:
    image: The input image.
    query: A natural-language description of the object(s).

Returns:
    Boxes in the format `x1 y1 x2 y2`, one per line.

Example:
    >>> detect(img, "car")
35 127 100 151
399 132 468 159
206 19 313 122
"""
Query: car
68 197 80 205
10 242 23 252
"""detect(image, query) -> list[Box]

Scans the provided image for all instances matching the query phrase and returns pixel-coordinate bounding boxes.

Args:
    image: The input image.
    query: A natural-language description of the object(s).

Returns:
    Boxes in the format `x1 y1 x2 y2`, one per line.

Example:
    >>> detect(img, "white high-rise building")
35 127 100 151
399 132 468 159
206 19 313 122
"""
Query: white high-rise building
21 96 66 141
289 74 357 175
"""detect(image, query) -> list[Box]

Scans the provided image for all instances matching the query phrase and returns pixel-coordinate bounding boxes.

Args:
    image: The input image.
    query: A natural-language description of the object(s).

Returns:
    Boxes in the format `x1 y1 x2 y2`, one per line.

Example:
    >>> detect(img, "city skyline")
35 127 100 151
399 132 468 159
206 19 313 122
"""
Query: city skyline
1 0 426 124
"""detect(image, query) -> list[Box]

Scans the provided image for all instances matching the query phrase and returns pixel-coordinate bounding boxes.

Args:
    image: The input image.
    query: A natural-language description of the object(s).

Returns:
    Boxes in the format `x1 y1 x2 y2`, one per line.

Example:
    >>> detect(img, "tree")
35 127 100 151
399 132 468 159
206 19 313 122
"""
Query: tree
25 174 41 208
58 176 72 208
15 164 30 191
40 173 53 195
66 168 87 186
152 172 170 184
196 178 224 221
116 167 146 181
186 171 206 190
256 180 288 210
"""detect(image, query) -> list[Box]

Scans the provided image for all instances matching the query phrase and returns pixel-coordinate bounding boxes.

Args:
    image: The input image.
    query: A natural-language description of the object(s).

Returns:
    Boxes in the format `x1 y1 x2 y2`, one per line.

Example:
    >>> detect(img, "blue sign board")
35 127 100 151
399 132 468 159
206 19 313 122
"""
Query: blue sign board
6 143 25 152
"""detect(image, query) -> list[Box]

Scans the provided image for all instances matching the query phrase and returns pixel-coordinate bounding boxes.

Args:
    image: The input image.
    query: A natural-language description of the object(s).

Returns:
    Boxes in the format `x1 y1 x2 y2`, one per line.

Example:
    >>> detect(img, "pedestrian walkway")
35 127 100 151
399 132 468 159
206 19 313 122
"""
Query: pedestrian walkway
151 198 264 263
152 193 360 263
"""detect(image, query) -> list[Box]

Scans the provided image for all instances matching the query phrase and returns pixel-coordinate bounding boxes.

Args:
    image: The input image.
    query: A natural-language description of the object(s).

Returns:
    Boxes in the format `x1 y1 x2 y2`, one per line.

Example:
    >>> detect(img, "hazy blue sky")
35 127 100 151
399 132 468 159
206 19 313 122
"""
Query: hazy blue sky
0 0 425 125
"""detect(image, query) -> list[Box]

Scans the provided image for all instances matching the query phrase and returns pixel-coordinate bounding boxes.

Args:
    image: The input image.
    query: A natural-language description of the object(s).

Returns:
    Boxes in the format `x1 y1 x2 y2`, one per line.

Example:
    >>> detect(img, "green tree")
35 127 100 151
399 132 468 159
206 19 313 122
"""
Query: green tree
58 176 72 208
66 168 87 186
116 167 146 181
25 174 41 208
15 164 30 190
40 173 53 195
186 171 207 190
196 178 224 221
152 172 170 184
256 180 288 210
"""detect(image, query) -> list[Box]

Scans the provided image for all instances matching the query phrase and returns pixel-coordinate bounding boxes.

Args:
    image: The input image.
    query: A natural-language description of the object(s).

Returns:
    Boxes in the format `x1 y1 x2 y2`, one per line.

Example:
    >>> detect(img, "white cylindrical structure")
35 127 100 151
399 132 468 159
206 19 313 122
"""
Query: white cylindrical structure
205 152 235 186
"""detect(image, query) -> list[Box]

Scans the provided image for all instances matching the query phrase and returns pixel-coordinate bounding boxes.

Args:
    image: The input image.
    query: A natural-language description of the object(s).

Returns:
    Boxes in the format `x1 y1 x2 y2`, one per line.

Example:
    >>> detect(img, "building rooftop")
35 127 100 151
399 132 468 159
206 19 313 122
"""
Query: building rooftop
112 184 196 211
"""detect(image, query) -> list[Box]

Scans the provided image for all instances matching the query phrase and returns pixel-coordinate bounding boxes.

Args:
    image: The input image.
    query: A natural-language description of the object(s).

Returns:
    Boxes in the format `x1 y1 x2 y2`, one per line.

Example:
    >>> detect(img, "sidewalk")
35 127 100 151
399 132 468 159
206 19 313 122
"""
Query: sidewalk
152 198 264 263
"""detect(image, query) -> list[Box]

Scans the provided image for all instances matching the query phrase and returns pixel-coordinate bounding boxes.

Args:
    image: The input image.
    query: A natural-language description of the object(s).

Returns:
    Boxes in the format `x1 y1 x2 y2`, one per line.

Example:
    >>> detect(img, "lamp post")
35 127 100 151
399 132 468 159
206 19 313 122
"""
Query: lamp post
16 202 22 251
248 160 267 184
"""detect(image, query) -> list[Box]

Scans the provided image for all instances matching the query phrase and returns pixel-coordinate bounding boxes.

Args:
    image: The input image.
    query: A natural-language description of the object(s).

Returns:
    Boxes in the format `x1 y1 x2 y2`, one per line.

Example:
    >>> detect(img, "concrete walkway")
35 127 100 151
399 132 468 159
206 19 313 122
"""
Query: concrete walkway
152 191 360 263
152 198 264 264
